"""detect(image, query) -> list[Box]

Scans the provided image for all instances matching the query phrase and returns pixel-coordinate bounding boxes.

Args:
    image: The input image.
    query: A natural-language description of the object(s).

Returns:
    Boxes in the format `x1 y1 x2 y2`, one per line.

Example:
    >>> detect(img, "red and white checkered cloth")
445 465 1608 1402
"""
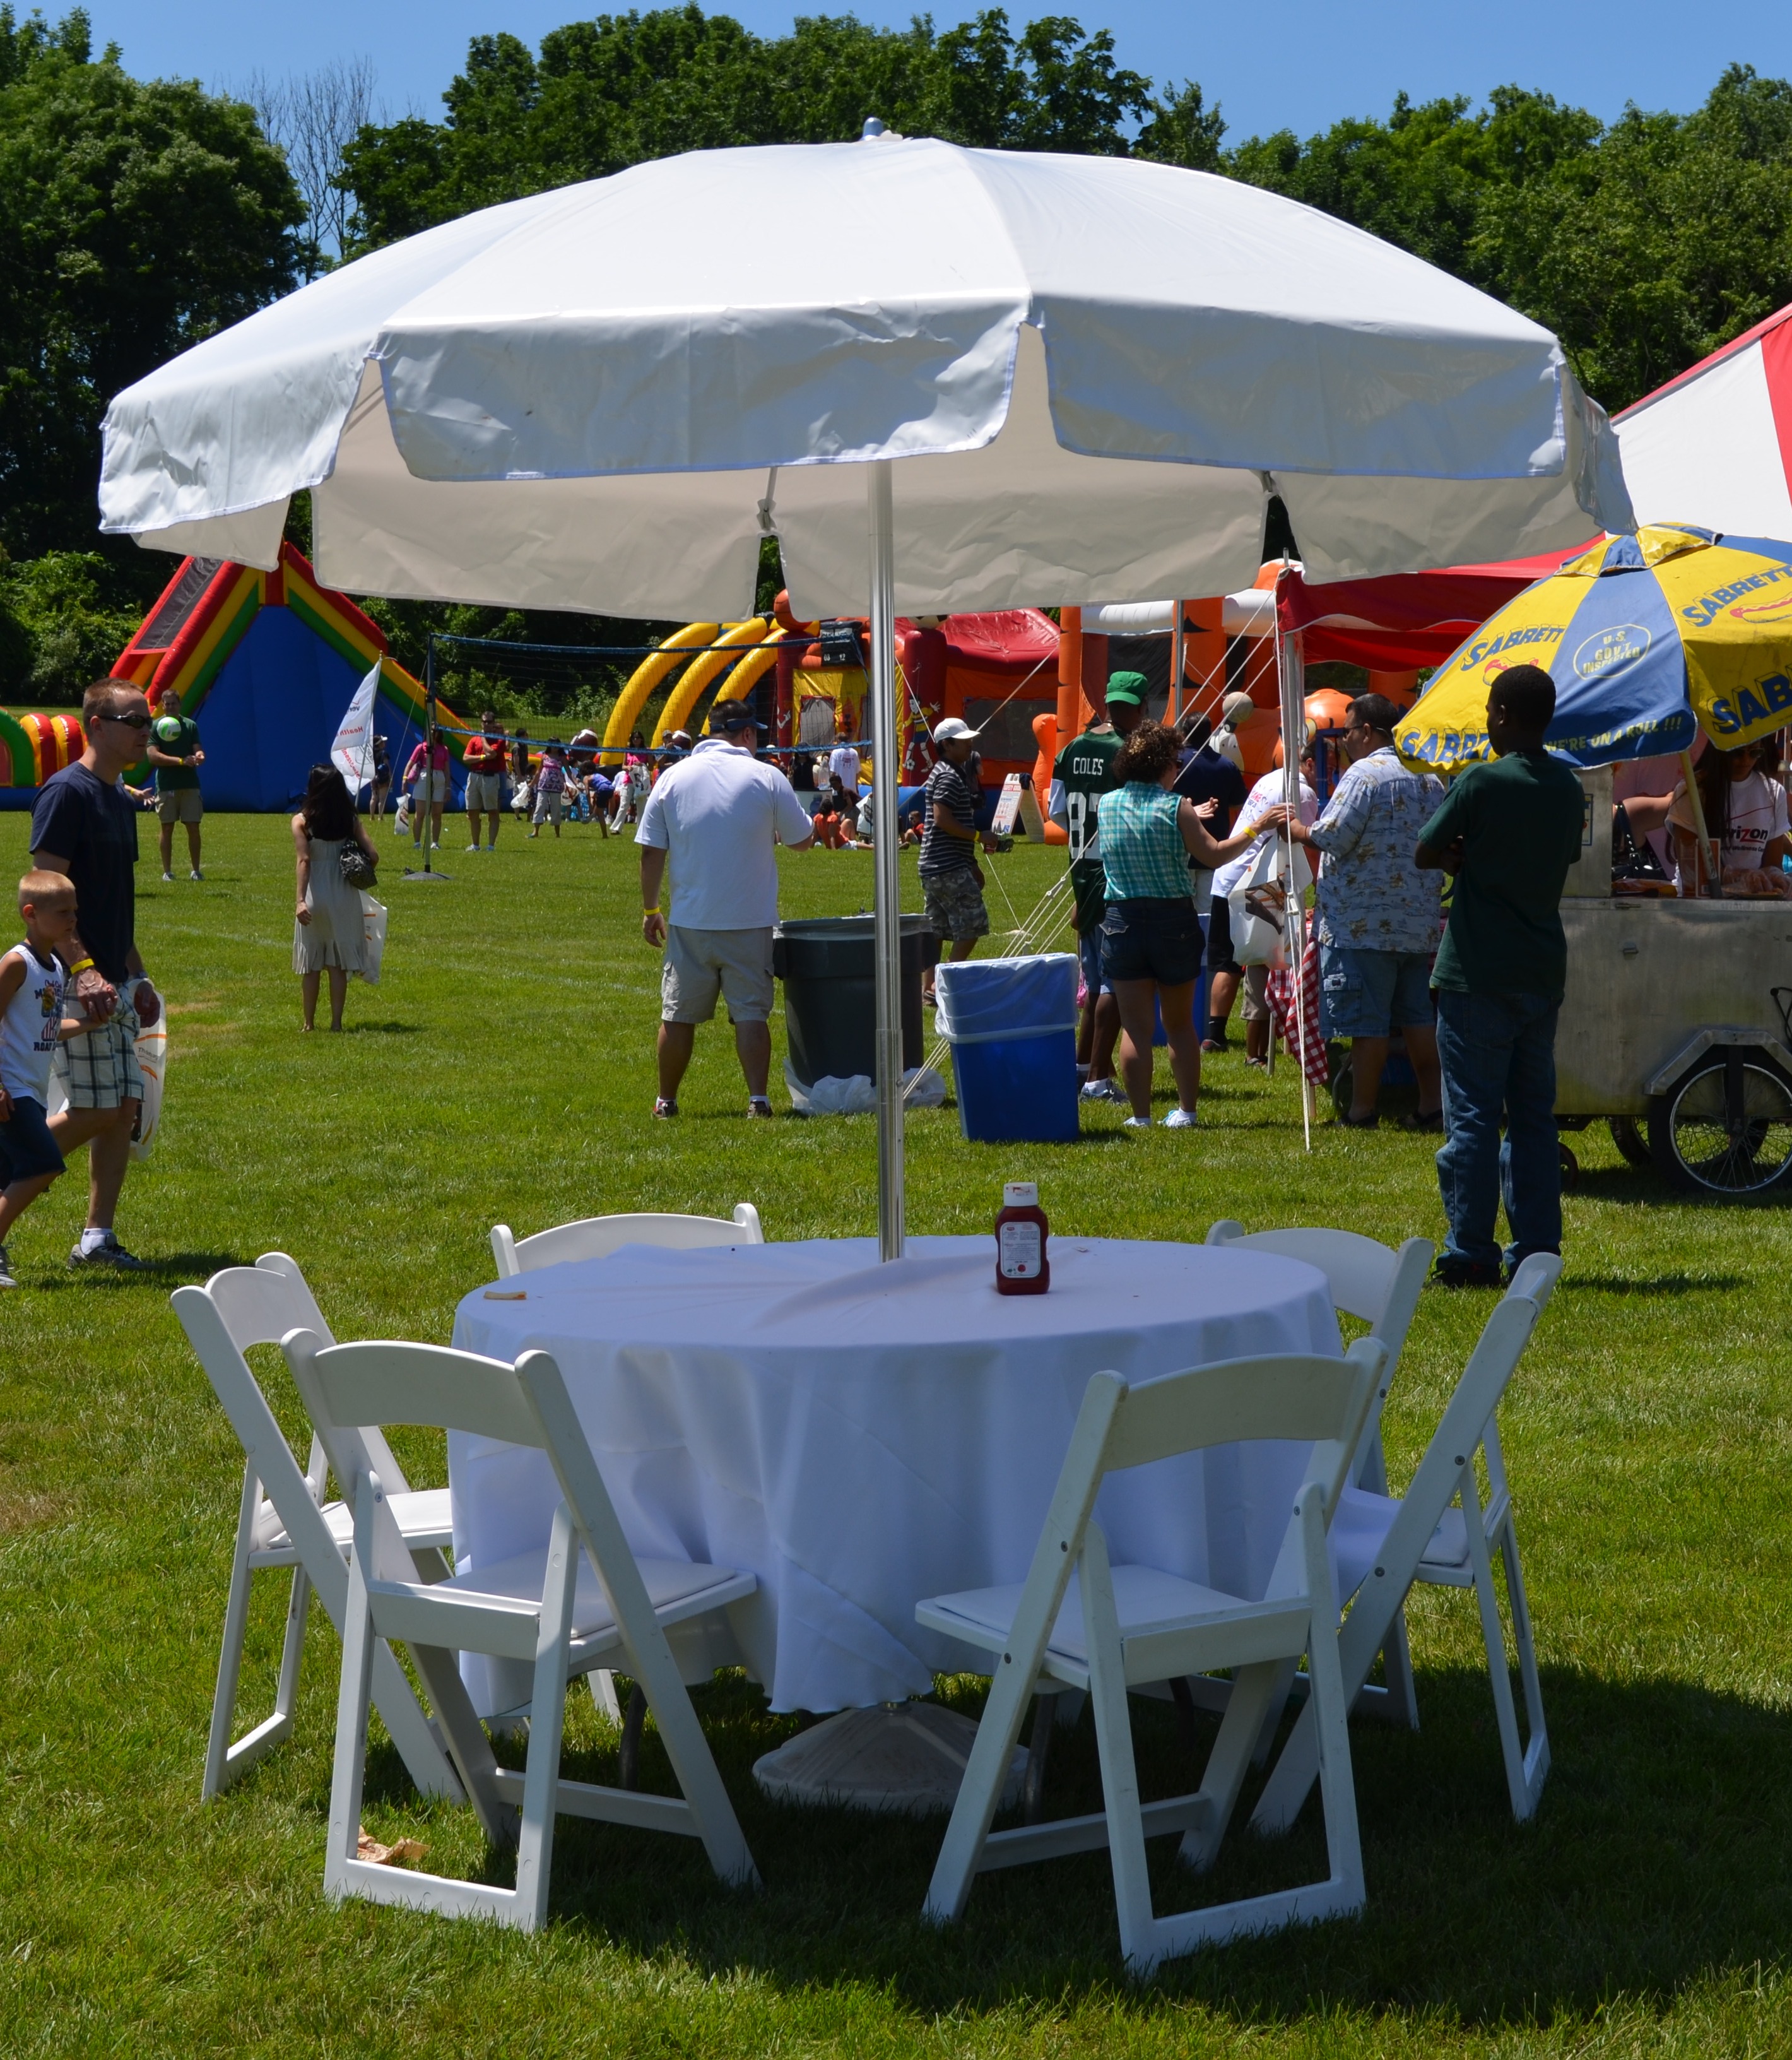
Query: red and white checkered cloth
1266 932 1328 1086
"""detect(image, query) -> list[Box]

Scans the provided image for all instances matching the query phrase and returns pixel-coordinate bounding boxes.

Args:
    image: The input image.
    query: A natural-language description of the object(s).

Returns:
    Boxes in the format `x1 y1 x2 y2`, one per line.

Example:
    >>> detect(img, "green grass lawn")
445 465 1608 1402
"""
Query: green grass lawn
3 810 1791 2056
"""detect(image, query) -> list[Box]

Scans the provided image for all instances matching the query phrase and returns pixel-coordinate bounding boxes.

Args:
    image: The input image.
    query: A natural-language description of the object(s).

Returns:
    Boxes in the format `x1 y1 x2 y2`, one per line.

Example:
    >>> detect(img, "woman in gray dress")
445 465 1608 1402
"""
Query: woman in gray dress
292 764 379 1031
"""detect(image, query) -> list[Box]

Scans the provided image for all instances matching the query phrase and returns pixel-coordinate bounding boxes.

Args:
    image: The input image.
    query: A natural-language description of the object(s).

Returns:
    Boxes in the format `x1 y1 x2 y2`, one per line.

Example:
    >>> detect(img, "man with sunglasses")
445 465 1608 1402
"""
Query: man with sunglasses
28 681 162 1269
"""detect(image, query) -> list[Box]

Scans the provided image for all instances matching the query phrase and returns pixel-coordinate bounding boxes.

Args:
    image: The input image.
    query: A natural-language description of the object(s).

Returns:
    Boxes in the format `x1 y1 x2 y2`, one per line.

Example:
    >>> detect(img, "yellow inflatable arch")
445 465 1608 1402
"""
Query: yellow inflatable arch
601 621 717 764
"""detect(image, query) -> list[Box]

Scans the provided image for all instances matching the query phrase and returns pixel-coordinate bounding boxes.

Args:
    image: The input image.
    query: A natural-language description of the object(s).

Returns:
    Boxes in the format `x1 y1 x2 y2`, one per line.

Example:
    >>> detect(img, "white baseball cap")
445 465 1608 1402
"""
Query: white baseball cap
932 716 981 743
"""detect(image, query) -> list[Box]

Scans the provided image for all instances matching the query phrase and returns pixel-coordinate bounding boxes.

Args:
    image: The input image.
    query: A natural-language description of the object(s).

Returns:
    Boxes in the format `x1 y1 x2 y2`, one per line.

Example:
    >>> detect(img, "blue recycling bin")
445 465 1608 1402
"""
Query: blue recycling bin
936 954 1080 1144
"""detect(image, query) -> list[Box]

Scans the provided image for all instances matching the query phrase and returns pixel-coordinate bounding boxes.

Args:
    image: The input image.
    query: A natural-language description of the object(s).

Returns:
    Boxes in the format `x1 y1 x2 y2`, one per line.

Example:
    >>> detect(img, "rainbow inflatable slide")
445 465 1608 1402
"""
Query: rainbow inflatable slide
0 542 466 811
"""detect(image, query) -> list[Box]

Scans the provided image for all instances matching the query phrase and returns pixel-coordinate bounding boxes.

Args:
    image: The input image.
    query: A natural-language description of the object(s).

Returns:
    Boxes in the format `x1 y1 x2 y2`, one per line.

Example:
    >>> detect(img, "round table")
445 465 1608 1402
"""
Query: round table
450 1234 1340 1717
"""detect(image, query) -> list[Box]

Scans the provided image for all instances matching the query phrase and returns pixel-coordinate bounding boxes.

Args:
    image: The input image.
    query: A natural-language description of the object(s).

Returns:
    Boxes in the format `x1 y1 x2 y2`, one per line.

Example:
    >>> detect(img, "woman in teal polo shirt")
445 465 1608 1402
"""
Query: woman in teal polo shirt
1098 722 1286 1130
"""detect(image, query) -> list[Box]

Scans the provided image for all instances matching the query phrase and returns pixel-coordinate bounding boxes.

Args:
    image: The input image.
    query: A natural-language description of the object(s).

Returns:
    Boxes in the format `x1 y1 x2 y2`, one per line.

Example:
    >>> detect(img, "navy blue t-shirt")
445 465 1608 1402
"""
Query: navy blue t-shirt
30 763 138 983
1171 745 1247 838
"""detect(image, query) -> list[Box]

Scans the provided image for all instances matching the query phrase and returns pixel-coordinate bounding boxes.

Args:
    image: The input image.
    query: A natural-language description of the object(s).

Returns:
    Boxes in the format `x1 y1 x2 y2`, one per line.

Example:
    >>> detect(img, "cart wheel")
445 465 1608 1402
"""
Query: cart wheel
1557 1140 1580 1190
1608 1116 1651 1168
1647 1055 1792 1197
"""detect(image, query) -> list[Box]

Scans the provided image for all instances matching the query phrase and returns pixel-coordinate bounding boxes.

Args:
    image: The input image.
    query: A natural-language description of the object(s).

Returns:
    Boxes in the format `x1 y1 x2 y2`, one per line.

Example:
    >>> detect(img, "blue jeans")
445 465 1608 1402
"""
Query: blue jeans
1433 988 1562 1270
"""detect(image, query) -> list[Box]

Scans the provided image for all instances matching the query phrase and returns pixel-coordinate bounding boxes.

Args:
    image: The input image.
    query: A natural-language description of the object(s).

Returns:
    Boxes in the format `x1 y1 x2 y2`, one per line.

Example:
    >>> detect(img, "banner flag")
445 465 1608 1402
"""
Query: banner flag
331 660 380 790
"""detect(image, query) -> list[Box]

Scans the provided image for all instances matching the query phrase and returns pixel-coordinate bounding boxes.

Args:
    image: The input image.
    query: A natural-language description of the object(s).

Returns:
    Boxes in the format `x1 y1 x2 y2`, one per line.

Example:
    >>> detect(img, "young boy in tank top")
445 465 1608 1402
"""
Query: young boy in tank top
0 871 88 1287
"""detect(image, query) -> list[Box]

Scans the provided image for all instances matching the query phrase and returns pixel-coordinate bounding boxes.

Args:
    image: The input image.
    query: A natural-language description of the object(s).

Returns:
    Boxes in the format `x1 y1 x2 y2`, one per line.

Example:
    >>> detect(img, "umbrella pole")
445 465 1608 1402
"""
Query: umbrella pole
868 459 904 1262
1679 748 1723 897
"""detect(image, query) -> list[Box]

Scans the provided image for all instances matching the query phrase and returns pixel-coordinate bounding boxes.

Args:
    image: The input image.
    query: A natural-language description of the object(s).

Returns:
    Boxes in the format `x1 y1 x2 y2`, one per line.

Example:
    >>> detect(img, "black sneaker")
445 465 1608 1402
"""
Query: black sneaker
68 1232 148 1270
746 1096 775 1119
0 1243 16 1289
1430 1255 1501 1290
652 1096 678 1119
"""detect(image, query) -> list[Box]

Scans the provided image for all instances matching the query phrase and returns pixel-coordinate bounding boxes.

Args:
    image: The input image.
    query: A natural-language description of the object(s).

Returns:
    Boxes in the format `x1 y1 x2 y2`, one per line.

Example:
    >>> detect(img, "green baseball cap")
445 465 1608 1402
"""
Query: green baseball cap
1104 671 1148 707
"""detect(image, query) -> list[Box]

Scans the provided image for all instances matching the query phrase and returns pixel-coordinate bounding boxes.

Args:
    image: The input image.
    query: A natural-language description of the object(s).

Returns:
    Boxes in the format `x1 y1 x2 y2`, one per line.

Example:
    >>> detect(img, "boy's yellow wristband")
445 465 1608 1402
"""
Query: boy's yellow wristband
67 957 95 975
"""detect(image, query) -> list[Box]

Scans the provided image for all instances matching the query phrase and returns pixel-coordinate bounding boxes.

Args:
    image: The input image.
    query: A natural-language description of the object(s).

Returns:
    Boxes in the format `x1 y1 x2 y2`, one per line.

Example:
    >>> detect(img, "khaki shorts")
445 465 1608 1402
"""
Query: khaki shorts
156 788 203 824
1241 961 1271 1023
464 771 505 812
662 925 775 1024
532 791 564 826
53 993 143 1111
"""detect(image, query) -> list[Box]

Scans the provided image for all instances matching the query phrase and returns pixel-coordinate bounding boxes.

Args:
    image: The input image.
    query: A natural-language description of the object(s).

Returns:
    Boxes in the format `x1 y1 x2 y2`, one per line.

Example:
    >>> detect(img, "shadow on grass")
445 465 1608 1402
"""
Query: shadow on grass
27 1250 246 1287
341 1665 1792 2025
338 1021 423 1035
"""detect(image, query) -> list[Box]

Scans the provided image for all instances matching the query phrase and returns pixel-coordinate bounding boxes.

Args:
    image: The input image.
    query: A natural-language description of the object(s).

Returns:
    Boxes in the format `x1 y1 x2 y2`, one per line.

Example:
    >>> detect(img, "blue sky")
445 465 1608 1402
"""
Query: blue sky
87 1 1792 141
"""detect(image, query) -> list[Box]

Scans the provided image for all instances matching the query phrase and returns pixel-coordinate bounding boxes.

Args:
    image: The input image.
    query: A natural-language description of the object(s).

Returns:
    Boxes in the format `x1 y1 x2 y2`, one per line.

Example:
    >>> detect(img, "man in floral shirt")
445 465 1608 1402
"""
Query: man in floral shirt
1287 694 1445 1128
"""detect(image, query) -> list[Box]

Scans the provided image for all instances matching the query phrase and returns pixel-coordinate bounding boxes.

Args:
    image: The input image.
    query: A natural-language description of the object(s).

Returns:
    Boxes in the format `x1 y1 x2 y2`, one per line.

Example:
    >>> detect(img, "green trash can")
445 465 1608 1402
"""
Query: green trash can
773 915 939 1087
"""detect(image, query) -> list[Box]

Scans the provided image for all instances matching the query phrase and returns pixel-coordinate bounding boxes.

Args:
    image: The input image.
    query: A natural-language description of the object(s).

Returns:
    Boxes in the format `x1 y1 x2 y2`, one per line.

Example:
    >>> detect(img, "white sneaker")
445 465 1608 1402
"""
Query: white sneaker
1080 1077 1126 1103
1164 1107 1198 1129
0 1243 15 1289
160 870 174 883
189 868 203 882
465 843 481 852
1123 1113 1152 1128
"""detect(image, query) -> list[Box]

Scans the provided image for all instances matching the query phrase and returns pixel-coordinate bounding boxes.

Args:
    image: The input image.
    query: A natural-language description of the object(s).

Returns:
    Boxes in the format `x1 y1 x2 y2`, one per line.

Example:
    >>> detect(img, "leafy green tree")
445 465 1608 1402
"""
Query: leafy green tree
341 8 1157 251
0 7 304 568
0 547 141 702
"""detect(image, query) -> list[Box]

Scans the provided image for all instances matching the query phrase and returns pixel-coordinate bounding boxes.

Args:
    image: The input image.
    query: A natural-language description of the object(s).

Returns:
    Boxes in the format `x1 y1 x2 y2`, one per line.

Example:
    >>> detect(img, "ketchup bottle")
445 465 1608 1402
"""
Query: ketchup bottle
994 1181 1050 1294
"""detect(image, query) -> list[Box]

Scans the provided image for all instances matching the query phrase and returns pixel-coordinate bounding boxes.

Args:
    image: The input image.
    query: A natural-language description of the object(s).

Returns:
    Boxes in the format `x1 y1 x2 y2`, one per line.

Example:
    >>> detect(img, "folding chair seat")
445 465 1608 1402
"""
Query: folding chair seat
917 1337 1387 1973
491 1202 762 1277
172 1254 463 1803
283 1329 760 1929
1252 1253 1561 1833
1205 1221 1433 1729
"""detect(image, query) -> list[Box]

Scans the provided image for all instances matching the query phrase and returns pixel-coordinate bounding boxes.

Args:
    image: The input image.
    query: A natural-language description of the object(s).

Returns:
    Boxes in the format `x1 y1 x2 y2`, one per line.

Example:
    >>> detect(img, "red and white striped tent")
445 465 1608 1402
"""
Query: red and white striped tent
1615 305 1792 535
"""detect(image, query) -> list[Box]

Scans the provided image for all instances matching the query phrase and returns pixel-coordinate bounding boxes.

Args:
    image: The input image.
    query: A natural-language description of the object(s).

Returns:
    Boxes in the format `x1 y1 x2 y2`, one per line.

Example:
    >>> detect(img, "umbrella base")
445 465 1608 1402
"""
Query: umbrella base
753 1702 1024 1816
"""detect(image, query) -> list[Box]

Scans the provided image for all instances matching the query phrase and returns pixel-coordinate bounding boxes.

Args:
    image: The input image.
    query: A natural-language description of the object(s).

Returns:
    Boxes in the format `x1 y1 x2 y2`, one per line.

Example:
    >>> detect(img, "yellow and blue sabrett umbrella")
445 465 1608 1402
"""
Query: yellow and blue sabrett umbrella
1396 524 1792 771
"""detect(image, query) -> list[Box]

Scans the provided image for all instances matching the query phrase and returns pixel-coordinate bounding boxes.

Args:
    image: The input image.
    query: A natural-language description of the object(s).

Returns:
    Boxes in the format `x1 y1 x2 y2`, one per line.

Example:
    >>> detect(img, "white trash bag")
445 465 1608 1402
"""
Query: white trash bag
1227 835 1312 967
358 895 387 986
782 1059 947 1116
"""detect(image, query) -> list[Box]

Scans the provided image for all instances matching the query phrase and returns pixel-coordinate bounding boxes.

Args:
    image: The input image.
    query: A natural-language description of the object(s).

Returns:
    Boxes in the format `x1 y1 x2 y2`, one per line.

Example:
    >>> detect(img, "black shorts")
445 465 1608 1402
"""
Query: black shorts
1100 897 1204 988
0 1096 65 1183
1206 892 1242 978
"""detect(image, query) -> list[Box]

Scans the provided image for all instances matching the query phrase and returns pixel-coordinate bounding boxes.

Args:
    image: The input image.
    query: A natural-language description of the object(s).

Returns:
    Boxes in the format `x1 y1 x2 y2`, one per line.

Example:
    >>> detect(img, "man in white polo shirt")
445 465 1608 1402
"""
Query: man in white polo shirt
637 697 815 1118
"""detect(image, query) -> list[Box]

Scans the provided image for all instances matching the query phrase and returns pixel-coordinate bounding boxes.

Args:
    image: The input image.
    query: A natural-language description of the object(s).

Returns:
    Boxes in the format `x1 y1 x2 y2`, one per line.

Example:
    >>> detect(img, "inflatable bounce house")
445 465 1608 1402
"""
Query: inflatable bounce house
600 598 1082 789
0 542 464 812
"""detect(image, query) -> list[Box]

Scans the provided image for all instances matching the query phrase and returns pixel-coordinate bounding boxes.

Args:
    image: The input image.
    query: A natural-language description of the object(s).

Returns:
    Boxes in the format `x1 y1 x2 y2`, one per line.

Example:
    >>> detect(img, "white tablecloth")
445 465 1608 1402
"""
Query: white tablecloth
450 1235 1340 1713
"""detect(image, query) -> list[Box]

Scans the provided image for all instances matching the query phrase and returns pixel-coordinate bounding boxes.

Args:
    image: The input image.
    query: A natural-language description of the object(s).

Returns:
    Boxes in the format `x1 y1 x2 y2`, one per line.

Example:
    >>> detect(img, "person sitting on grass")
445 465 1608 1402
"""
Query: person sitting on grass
1097 721 1287 1130
0 872 90 1289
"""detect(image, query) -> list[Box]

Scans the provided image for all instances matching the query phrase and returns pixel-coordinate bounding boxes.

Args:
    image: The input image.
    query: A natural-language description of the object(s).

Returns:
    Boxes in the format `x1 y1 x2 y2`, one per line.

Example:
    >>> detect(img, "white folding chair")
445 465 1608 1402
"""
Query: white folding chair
488 1200 763 1726
1252 1253 1561 1833
491 1202 763 1278
916 1337 1386 1973
1206 1220 1433 1728
285 1330 760 1929
172 1255 463 1802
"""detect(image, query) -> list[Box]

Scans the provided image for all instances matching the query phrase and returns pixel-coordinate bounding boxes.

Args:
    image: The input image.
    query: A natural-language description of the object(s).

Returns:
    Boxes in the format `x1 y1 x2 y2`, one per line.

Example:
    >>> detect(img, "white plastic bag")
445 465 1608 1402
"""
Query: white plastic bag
358 895 387 986
1227 836 1312 966
782 1059 946 1116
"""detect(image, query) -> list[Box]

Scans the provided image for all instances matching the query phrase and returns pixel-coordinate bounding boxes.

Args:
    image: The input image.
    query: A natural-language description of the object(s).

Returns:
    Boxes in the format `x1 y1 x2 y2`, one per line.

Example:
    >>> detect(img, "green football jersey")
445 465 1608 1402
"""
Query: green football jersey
1051 726 1123 934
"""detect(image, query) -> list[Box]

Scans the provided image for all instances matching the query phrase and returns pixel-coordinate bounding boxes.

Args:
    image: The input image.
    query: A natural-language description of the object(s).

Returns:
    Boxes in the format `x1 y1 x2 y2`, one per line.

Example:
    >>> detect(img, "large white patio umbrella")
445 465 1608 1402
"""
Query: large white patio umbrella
100 128 1632 1259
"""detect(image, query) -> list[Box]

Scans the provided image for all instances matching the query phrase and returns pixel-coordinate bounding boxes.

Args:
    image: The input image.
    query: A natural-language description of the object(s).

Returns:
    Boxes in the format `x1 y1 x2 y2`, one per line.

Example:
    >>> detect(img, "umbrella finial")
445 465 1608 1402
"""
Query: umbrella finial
861 116 887 139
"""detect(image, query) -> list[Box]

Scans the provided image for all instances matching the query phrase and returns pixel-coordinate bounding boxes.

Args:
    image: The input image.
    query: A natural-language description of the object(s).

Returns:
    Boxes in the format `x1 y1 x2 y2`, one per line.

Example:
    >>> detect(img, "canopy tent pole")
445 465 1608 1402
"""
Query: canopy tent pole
868 459 904 1261
1278 619 1313 1147
404 637 450 882
1169 605 1184 726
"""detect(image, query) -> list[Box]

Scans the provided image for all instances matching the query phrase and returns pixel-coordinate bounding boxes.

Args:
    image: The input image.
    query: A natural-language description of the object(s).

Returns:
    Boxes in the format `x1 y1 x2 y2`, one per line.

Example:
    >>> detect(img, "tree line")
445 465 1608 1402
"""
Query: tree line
4 3 1792 700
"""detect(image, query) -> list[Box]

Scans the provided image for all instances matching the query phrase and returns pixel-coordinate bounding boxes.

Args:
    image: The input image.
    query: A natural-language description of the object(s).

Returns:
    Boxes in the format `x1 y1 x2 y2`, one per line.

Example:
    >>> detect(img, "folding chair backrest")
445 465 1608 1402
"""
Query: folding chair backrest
1373 1263 1557 1583
1205 1220 1432 1489
202 1254 413 1496
174 1274 329 1512
298 1338 546 1452
1104 1340 1386 1525
491 1203 763 1278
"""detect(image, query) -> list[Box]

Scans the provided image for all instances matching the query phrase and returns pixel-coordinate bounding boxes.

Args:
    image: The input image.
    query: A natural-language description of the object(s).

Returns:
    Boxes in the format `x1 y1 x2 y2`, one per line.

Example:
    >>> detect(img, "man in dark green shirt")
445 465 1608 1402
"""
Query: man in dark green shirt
1049 672 1144 1099
1416 663 1586 1287
146 684 205 882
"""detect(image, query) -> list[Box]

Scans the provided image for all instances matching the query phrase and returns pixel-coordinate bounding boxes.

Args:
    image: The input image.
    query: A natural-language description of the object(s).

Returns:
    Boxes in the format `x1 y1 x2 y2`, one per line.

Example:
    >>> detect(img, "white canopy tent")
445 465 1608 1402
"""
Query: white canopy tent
101 129 1633 1257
